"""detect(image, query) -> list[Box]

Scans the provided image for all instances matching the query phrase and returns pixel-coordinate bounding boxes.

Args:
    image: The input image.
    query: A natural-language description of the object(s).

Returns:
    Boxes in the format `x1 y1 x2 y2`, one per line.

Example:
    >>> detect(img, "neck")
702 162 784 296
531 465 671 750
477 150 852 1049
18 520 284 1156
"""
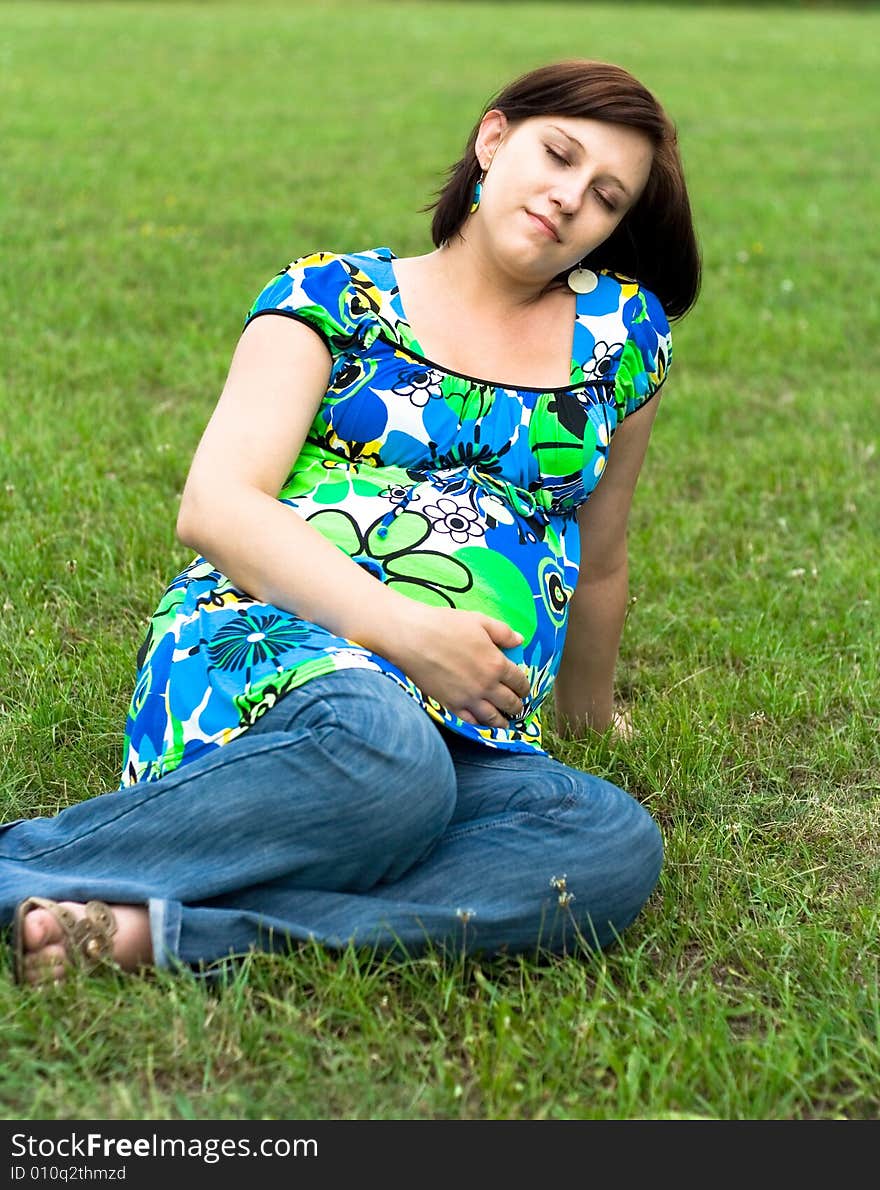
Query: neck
431 229 558 313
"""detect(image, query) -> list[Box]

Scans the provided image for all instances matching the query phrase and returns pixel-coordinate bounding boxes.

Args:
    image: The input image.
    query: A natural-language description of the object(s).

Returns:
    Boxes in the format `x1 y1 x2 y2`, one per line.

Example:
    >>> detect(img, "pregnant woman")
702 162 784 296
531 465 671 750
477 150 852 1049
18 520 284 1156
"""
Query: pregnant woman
4 58 700 984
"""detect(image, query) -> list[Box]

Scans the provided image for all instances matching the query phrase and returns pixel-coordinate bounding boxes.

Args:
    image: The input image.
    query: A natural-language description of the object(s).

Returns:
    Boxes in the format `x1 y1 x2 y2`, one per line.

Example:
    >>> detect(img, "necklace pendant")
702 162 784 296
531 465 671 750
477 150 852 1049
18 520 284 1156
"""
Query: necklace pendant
567 267 598 294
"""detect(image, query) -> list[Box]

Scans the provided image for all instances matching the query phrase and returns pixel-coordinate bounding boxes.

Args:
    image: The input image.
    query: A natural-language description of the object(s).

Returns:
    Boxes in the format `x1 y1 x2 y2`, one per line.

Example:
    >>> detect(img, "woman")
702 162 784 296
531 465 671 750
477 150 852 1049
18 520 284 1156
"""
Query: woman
4 59 700 984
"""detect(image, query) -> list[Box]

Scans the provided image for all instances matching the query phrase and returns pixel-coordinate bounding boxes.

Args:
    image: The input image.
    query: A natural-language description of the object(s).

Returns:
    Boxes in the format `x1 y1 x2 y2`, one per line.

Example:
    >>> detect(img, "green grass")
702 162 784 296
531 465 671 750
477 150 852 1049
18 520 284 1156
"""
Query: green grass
1 1 878 1121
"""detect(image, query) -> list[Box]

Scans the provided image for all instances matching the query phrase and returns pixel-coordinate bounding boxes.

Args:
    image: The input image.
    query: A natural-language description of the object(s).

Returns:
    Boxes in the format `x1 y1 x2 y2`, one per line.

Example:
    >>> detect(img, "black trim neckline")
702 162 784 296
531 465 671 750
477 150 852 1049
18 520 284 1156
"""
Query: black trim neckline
383 249 594 395
375 332 615 396
244 307 616 398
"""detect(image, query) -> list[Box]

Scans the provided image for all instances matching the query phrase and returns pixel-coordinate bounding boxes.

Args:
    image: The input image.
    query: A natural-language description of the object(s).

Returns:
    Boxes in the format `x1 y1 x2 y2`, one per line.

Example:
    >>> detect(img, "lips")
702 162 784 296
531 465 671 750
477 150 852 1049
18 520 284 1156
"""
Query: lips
526 210 560 241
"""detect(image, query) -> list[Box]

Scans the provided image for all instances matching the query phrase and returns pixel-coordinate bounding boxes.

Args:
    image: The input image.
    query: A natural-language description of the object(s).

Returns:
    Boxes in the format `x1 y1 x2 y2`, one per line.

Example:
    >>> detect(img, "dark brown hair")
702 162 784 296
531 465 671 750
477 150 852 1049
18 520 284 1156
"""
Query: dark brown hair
428 60 701 320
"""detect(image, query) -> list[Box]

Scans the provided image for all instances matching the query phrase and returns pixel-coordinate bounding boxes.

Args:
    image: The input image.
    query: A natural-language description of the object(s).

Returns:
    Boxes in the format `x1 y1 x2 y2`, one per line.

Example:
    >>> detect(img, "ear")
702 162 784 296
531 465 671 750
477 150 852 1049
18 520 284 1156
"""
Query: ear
474 109 509 171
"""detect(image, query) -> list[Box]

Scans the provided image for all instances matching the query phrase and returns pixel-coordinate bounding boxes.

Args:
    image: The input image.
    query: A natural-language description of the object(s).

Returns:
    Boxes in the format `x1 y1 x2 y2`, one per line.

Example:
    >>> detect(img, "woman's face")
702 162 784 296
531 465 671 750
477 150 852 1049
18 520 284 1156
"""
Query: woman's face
470 111 654 282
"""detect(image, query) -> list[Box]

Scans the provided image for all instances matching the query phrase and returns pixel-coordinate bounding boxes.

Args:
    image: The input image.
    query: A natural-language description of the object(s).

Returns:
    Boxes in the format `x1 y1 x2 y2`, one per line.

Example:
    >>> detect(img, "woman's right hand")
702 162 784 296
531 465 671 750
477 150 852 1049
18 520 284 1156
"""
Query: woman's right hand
380 600 531 728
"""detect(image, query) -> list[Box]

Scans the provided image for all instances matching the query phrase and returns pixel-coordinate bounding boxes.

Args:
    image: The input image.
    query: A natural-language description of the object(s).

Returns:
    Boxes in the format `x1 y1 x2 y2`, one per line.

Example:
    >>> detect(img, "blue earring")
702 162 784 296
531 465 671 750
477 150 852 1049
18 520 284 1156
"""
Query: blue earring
470 173 485 214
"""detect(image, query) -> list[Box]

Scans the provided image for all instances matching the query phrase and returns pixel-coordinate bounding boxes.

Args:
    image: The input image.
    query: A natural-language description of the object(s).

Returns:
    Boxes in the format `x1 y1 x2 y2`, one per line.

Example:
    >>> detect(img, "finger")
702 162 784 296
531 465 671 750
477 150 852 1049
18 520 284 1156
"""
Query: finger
500 659 531 698
480 616 524 649
486 683 525 720
457 709 478 726
469 699 511 729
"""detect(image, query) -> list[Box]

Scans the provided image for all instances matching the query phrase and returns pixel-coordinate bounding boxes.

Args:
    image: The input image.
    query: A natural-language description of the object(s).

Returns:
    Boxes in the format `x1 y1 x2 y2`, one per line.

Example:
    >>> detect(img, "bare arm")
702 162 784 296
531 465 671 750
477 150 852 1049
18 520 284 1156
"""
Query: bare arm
177 315 529 726
554 394 661 736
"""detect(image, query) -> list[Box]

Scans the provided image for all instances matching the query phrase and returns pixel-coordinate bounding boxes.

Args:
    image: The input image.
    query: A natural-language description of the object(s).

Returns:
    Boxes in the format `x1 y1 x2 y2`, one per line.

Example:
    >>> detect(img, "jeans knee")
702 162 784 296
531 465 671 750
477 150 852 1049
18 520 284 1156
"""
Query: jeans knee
337 705 456 839
555 774 663 938
308 681 457 872
599 794 663 933
630 803 664 898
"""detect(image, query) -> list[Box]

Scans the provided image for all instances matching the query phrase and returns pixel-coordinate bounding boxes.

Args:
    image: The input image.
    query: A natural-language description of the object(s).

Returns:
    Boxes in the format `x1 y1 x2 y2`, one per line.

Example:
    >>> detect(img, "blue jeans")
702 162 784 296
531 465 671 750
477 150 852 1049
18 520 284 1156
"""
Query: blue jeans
0 669 662 972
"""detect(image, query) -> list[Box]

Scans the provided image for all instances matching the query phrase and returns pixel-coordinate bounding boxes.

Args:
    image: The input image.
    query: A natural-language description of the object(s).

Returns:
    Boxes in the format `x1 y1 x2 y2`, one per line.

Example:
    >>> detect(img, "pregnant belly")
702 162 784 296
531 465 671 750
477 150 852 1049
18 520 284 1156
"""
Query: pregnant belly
289 469 580 703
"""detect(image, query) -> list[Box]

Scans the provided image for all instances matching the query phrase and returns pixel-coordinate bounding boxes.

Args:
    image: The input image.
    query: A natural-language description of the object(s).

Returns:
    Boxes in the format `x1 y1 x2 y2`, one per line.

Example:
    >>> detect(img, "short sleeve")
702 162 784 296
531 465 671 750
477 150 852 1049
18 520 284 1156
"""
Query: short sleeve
243 251 357 354
613 285 672 419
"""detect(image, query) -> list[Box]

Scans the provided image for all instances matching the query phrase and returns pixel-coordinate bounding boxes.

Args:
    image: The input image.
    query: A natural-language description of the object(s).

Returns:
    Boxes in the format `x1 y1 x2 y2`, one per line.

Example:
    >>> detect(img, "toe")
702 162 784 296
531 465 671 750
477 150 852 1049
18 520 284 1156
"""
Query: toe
22 908 56 951
23 944 68 985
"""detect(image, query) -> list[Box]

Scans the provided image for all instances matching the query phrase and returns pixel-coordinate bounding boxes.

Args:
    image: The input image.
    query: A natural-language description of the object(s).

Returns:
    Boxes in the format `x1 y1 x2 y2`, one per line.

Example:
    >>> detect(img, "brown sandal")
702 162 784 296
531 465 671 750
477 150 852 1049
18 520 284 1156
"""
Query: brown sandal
12 896 118 985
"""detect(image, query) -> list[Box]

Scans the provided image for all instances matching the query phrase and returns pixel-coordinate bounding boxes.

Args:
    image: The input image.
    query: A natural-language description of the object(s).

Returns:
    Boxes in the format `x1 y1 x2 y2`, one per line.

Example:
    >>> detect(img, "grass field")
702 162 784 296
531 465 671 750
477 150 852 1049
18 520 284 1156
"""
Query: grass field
1 0 878 1121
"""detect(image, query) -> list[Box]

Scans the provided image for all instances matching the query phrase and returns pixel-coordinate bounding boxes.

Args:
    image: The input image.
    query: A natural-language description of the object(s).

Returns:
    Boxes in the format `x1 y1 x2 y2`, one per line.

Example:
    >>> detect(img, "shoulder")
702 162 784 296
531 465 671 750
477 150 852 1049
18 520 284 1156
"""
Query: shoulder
595 270 670 341
599 272 672 419
244 248 396 350
571 270 671 400
615 274 671 349
285 247 396 289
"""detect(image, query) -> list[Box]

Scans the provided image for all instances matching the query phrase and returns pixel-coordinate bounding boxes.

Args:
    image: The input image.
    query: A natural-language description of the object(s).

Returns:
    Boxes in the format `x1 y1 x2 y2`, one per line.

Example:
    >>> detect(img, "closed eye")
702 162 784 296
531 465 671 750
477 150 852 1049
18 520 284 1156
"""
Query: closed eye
594 189 616 212
545 146 570 166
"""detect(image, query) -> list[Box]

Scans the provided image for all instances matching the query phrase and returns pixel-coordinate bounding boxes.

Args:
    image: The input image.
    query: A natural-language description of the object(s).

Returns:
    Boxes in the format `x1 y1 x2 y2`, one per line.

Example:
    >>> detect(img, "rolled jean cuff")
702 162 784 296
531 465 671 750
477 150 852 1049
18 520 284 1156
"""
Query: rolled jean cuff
149 896 181 970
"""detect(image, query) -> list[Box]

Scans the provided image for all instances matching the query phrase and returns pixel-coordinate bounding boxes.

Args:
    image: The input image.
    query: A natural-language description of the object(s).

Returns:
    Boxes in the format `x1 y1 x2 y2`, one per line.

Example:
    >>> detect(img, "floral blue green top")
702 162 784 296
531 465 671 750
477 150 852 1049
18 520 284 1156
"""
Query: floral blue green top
119 247 671 787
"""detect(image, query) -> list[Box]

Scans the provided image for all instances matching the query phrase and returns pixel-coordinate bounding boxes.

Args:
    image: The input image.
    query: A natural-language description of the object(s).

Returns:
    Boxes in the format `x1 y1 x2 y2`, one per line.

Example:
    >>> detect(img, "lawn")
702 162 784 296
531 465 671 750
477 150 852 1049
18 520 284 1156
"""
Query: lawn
0 0 878 1121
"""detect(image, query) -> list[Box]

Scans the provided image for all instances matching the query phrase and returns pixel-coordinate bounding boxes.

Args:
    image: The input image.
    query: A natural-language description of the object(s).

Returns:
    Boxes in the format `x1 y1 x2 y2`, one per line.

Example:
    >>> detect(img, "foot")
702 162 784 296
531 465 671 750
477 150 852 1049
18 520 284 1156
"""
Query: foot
19 901 153 985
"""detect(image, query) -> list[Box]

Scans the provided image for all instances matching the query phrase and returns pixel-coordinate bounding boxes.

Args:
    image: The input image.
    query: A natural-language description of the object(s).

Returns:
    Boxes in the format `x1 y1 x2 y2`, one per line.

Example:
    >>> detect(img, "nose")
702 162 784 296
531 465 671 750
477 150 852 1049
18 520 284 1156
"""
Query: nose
548 180 581 215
